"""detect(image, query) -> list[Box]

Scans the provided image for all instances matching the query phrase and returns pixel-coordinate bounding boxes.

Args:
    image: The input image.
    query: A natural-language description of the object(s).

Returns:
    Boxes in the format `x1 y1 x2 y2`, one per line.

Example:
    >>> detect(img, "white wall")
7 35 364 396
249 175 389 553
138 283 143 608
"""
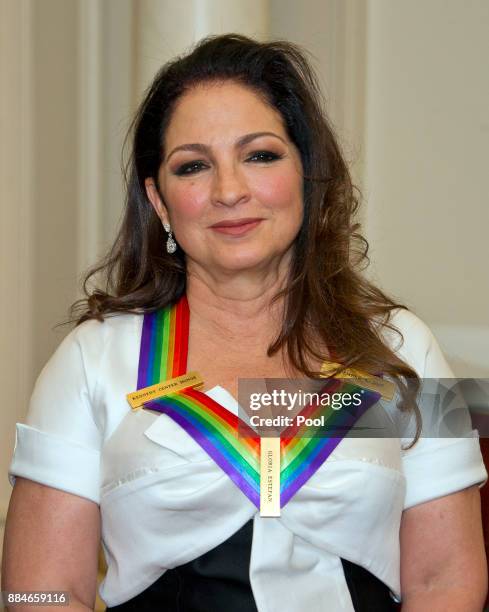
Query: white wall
362 0 489 375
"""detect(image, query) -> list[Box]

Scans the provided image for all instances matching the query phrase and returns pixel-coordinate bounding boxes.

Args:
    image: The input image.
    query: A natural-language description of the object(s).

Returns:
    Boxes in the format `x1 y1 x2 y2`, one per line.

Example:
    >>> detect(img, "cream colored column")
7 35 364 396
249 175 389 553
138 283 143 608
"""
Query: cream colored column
77 0 103 276
134 0 270 100
0 0 34 556
78 0 135 262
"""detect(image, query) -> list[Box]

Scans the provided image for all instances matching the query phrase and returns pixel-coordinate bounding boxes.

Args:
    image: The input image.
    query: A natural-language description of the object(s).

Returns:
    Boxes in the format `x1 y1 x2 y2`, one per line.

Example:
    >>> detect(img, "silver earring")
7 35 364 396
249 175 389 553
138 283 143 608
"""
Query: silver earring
163 222 177 254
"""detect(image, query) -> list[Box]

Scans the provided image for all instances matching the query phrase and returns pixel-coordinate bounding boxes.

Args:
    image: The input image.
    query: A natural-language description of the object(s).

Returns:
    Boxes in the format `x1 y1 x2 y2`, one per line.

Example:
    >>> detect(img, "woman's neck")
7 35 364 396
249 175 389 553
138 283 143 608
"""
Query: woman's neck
185 259 290 347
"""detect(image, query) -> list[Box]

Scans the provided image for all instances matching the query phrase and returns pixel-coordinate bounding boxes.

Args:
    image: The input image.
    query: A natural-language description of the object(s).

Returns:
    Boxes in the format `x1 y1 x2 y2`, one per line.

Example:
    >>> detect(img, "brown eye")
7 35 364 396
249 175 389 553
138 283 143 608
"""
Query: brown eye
247 151 282 163
174 160 208 176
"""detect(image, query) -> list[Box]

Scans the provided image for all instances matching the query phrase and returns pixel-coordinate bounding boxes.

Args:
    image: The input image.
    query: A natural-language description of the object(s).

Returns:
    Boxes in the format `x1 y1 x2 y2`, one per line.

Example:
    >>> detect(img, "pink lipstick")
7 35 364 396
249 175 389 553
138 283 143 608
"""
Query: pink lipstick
210 218 263 236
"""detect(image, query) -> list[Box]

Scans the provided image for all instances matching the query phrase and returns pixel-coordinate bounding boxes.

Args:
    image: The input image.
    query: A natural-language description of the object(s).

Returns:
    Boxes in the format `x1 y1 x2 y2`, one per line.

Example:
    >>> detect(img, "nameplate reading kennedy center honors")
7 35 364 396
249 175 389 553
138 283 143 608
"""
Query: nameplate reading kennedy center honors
127 371 204 409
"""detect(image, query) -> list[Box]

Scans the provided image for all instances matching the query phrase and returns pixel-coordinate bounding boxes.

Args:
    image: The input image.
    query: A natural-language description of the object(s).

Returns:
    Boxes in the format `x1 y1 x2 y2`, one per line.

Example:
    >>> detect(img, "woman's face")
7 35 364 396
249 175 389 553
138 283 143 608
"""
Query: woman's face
145 80 304 275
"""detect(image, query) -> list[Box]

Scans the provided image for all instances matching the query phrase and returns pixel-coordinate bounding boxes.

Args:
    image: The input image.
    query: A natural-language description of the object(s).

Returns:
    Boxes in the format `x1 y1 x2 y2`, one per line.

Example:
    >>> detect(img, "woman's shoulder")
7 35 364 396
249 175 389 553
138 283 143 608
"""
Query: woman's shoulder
49 311 144 380
381 306 433 345
64 310 143 345
376 306 451 378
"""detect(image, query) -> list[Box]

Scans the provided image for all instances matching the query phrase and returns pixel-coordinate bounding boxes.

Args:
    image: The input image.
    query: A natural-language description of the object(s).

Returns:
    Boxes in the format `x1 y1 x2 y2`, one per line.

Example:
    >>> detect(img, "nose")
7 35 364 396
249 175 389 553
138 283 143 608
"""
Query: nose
211 162 251 208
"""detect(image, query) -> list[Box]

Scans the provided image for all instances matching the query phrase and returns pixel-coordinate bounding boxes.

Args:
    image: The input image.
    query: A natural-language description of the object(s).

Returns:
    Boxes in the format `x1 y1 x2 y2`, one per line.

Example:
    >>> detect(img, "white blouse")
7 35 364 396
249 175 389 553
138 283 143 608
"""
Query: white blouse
7 307 488 611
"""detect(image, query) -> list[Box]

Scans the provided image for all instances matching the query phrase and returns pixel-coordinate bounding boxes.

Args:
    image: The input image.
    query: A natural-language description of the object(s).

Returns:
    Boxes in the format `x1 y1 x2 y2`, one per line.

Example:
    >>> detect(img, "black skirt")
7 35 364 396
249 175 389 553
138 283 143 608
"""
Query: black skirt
106 519 401 611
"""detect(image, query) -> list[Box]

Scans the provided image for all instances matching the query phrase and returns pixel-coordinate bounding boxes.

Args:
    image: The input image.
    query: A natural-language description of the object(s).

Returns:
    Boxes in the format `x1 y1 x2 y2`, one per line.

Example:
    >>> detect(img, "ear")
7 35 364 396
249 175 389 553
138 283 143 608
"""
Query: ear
145 178 170 226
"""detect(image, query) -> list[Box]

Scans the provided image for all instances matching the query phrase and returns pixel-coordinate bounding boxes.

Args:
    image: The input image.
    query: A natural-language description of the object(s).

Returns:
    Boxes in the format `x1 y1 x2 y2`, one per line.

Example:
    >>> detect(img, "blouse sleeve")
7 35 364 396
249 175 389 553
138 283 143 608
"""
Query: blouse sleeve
8 319 106 504
396 313 488 510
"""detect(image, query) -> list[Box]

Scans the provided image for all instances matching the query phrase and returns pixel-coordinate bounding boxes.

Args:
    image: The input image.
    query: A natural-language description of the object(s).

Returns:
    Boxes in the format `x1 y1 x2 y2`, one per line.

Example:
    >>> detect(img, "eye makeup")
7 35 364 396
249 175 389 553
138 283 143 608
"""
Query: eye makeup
173 150 284 176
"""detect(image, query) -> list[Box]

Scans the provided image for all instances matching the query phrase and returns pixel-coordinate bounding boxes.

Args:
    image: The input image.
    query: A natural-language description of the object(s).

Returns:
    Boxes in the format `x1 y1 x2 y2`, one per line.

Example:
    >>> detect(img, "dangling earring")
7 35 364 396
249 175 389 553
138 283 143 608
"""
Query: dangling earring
163 221 177 254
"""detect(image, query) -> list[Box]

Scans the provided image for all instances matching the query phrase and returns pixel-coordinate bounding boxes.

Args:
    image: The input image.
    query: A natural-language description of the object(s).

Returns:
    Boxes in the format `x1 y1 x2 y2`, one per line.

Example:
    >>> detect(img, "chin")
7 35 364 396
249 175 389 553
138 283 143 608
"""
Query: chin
215 252 272 272
219 259 265 272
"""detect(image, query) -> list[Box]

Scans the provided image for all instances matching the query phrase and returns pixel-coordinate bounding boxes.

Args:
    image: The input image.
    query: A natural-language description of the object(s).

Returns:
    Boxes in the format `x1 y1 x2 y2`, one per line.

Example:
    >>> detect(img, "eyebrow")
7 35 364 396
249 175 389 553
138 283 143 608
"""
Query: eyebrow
165 131 286 163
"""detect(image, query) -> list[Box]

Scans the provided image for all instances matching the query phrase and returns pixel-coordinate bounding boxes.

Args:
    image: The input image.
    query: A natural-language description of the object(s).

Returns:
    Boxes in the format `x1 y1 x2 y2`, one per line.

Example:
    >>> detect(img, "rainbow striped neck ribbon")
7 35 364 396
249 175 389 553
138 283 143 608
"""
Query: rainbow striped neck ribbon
137 293 382 509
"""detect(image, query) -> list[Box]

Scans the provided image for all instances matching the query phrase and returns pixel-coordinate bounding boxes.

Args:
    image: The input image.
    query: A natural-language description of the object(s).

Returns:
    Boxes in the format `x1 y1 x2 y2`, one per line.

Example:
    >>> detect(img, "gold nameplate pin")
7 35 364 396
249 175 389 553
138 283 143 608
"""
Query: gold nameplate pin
320 361 396 402
127 371 204 410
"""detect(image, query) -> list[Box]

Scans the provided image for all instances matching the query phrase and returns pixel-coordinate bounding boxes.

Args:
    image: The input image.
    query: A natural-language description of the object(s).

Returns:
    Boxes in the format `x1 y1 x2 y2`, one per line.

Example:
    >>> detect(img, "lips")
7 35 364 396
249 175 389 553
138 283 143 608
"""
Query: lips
210 217 263 228
210 218 263 236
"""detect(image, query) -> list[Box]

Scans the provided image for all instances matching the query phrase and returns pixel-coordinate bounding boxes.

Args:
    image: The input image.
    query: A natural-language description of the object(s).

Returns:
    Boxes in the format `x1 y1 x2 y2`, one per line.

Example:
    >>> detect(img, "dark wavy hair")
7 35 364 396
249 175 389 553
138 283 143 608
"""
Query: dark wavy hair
68 33 421 447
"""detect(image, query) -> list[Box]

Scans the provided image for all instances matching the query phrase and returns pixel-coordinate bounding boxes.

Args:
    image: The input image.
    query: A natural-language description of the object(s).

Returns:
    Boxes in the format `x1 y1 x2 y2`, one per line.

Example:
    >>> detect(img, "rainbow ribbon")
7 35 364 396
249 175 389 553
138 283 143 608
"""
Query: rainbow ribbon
137 294 382 508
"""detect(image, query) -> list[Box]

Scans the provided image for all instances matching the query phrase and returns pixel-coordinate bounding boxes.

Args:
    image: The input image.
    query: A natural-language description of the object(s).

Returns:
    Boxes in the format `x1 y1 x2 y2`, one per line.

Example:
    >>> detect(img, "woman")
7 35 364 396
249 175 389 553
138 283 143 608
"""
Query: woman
2 34 487 611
